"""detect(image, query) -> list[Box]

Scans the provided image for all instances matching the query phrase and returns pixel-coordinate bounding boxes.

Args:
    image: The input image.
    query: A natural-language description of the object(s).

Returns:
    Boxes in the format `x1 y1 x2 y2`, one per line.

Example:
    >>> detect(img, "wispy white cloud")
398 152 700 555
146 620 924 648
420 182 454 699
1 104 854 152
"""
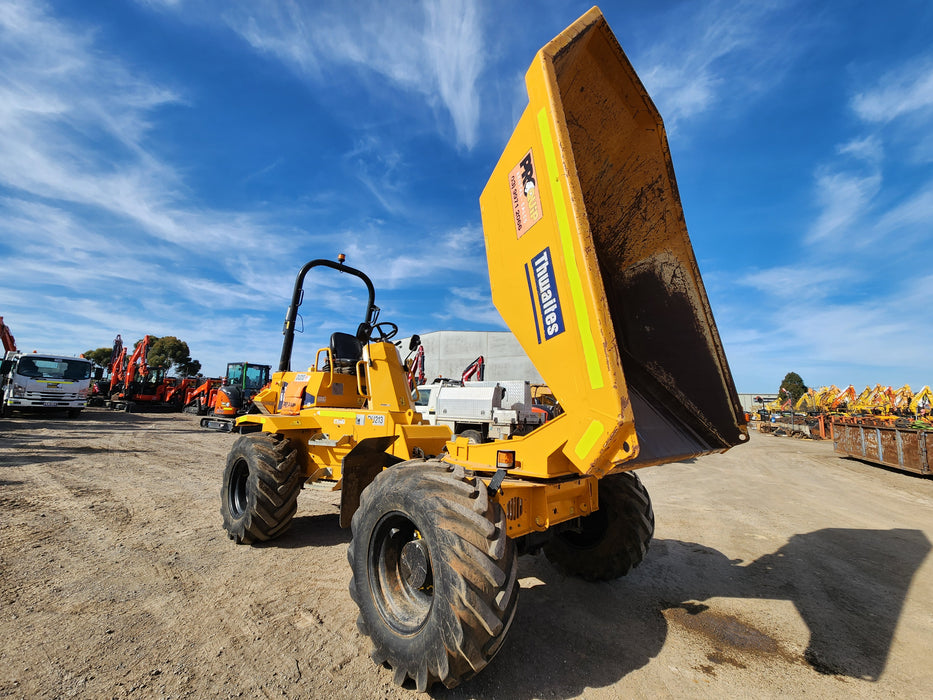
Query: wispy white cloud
766 294 927 380
804 50 933 247
851 59 933 124
719 271 933 390
341 135 407 214
217 0 486 149
806 168 881 244
726 41 933 390
874 182 933 238
636 0 801 131
422 1 482 149
336 224 488 291
433 287 505 328
739 265 853 300
0 0 285 258
837 135 883 165
0 1 308 375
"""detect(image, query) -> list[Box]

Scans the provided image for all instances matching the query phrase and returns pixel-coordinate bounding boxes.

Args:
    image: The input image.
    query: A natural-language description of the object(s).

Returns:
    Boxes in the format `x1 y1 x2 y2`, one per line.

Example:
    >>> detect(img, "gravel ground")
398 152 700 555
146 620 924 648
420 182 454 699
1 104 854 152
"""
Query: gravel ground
1 409 930 698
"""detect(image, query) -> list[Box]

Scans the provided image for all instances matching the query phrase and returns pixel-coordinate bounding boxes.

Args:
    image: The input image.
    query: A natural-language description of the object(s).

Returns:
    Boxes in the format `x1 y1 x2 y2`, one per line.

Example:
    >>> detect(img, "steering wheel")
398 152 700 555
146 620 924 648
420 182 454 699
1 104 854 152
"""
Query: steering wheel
372 322 398 342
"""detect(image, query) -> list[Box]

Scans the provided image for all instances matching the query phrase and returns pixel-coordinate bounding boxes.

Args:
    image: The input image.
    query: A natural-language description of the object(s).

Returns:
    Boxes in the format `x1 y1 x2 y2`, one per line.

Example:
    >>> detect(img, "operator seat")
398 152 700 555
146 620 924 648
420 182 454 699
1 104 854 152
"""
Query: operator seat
329 332 363 374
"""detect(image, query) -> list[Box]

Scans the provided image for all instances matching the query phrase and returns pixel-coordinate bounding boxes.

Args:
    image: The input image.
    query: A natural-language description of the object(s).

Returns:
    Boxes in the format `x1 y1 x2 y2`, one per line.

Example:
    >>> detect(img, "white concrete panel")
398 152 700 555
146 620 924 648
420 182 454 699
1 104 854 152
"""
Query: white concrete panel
400 331 543 385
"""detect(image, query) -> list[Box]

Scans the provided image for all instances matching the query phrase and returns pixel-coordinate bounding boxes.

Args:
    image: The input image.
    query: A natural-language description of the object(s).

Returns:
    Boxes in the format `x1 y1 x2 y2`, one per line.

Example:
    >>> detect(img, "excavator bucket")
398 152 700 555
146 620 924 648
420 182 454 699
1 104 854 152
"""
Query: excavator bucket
480 7 747 473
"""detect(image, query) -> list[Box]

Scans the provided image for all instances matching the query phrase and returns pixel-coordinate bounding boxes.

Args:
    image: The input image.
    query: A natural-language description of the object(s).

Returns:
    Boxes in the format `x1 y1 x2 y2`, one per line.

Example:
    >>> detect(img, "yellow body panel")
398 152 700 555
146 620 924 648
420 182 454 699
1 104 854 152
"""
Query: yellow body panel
239 341 451 482
497 476 598 538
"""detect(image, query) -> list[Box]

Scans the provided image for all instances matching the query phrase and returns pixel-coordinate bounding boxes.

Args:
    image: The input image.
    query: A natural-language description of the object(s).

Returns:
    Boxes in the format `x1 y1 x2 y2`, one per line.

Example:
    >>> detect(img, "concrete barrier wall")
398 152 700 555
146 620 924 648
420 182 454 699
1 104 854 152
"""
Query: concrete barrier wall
400 331 543 384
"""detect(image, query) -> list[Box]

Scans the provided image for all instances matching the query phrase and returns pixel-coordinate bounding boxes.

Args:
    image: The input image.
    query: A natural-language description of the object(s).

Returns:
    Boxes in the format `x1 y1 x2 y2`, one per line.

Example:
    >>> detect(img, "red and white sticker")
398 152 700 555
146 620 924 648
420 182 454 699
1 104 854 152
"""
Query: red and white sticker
509 149 543 238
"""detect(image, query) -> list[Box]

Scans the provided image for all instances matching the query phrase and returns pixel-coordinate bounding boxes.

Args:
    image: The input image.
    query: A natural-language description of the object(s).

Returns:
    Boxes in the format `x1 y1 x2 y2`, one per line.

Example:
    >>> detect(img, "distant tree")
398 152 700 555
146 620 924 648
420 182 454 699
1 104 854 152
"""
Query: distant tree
133 336 159 350
779 372 808 404
180 359 202 377
146 336 200 376
84 347 112 368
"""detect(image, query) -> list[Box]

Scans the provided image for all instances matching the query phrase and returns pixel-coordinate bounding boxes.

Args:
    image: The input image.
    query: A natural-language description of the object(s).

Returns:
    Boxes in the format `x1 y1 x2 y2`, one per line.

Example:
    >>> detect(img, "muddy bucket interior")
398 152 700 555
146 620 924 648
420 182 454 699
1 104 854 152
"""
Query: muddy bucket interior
543 10 746 464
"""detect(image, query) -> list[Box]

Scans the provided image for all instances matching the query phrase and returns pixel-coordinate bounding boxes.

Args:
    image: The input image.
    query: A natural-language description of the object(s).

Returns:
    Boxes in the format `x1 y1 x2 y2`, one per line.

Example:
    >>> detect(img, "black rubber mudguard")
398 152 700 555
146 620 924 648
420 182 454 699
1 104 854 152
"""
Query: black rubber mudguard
339 436 401 528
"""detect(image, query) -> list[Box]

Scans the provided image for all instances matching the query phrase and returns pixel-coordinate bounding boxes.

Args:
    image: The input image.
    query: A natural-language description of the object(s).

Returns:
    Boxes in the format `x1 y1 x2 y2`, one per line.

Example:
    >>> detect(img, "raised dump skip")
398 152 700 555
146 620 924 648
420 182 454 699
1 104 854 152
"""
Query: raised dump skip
481 8 747 471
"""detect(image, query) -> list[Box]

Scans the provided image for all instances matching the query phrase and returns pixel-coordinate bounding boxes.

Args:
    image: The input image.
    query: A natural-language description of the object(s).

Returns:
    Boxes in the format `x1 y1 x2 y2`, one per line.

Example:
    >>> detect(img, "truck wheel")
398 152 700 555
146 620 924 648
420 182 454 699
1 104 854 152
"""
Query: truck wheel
544 471 654 581
220 432 303 544
349 461 518 691
458 429 483 444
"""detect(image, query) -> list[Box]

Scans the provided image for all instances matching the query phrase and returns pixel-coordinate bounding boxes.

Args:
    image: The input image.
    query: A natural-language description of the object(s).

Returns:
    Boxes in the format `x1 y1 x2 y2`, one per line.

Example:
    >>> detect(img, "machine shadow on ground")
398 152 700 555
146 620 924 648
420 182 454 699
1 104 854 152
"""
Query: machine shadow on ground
253 511 930 696
432 527 930 699
838 455 933 480
261 513 350 549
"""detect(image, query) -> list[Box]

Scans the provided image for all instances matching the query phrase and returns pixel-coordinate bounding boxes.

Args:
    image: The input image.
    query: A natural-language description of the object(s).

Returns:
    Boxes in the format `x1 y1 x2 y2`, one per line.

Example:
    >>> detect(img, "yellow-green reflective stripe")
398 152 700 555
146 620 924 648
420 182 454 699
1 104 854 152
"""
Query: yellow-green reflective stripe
575 419 605 459
536 108 604 390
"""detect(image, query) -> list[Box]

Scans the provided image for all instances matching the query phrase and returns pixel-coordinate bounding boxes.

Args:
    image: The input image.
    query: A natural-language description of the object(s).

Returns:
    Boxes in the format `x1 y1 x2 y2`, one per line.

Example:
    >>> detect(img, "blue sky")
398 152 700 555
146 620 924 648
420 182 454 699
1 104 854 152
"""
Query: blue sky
1 0 931 393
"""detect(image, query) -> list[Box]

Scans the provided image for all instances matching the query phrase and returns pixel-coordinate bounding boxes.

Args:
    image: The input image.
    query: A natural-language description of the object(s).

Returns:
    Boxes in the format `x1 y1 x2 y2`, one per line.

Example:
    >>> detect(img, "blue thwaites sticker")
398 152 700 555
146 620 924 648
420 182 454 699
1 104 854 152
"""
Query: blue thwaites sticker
525 247 565 342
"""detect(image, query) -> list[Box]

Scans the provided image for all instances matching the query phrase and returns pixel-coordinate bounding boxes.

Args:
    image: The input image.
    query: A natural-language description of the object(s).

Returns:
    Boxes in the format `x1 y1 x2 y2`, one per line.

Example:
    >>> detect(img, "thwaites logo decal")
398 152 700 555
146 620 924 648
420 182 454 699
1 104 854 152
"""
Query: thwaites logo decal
525 247 565 342
509 150 542 238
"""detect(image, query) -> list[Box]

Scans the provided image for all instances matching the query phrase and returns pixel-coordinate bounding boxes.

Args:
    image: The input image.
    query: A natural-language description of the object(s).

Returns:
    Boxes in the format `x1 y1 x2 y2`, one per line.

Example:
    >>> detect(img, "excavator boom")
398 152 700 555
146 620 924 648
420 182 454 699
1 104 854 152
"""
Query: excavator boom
0 317 16 353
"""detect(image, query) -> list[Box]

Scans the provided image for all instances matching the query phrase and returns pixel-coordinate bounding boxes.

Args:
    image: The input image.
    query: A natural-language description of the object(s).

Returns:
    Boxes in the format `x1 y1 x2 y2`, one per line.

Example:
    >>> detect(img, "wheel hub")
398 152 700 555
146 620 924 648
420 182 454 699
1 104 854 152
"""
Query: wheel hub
228 458 249 518
400 539 429 589
369 514 435 634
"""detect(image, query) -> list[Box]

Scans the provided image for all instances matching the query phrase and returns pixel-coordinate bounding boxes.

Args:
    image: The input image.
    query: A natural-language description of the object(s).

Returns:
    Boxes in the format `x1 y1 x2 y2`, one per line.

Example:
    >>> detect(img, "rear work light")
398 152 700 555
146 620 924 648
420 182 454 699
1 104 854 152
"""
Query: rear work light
488 450 516 497
496 450 515 470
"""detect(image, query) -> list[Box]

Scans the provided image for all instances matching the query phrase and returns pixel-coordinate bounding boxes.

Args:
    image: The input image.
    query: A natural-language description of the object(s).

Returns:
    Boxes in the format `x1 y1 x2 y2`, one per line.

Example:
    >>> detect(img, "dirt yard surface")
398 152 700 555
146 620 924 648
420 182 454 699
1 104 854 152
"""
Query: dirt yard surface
1 410 931 699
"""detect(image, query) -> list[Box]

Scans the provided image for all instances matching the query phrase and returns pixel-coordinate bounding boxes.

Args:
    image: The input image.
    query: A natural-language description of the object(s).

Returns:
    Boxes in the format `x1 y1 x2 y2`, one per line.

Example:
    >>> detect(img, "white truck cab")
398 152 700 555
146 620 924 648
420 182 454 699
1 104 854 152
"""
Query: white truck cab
0 351 98 418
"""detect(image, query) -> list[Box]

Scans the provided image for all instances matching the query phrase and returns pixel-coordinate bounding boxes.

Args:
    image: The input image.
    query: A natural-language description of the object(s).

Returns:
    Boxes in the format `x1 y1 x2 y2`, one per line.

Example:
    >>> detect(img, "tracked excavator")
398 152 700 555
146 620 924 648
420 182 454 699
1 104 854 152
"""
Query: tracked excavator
218 8 747 691
199 361 271 432
909 386 932 417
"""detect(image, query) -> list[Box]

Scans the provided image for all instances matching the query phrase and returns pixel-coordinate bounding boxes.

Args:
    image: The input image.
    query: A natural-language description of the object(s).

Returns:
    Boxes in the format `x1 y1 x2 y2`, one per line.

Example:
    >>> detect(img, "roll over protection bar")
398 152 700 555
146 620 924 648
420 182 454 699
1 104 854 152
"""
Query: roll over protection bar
278 258 378 372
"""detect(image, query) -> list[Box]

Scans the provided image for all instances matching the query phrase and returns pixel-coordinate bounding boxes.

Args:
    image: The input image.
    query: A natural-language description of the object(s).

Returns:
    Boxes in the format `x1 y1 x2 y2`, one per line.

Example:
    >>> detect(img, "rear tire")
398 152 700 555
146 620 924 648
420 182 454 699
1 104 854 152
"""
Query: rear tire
221 432 303 544
544 471 654 581
349 461 518 691
458 429 483 444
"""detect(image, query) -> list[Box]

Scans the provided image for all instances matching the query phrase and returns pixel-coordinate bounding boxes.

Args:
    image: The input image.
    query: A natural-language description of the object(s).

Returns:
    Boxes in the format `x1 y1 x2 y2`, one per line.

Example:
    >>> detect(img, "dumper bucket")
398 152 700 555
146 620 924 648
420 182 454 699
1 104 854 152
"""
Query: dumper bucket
480 7 747 473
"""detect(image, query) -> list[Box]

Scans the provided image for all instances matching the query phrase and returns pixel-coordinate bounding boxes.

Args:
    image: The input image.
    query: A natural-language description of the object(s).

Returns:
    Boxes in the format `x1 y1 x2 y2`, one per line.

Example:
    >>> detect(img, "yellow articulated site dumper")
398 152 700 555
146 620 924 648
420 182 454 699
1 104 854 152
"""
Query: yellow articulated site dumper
219 6 748 692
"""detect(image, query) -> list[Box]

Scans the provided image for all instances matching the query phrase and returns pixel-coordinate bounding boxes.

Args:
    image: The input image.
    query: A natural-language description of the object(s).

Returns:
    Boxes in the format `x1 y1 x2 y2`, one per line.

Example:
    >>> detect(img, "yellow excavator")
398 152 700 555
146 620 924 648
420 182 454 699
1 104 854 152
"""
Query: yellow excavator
794 388 816 413
218 8 747 691
891 384 914 413
850 384 880 414
909 386 932 417
830 384 857 412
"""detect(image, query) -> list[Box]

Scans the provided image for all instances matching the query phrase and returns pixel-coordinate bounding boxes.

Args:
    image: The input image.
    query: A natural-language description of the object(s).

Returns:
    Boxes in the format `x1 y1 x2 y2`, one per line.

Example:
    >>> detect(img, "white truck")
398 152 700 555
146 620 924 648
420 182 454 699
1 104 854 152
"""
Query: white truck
0 351 98 418
414 379 545 442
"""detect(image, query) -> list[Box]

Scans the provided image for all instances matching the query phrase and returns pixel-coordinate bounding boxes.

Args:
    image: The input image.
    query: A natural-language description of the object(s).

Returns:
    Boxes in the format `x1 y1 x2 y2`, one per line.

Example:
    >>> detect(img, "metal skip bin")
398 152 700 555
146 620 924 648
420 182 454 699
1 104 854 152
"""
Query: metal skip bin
480 7 747 473
833 421 932 476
